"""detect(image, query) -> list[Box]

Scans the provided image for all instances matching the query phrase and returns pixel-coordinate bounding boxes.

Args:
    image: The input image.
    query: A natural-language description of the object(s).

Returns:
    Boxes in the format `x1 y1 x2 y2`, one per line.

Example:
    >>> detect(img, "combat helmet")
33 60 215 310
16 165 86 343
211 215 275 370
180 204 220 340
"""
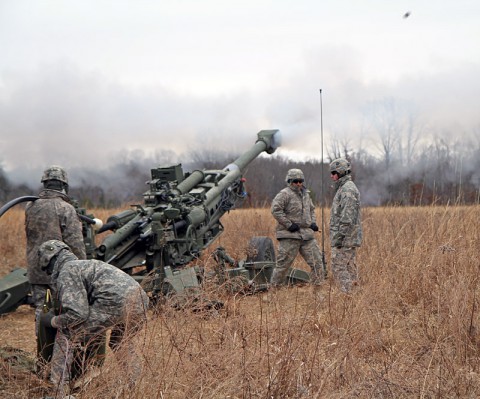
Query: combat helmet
329 158 351 176
41 165 68 184
38 240 70 271
285 168 305 184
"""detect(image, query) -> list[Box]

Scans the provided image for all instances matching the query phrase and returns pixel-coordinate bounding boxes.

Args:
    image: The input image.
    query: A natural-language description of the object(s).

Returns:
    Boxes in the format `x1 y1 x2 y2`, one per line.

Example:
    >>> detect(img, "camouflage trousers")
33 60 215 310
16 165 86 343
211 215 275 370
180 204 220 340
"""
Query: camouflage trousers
271 238 324 286
331 247 358 292
50 307 148 394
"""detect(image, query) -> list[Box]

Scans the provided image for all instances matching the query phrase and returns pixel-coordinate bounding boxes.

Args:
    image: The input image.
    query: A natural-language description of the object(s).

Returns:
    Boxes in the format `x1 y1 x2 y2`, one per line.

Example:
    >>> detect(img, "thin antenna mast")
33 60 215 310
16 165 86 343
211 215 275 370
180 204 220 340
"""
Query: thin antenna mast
319 89 327 277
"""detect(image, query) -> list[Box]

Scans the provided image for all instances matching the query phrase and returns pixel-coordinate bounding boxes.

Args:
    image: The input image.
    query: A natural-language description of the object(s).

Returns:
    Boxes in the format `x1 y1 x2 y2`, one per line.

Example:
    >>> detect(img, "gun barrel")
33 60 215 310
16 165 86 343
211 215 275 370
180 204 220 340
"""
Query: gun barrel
204 129 279 206
231 129 280 170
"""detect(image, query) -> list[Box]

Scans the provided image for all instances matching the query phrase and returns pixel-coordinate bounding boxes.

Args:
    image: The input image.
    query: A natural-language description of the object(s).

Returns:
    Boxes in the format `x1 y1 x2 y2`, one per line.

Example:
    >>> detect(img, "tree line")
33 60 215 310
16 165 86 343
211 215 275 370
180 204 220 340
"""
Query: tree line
2 96 479 208
1 140 479 209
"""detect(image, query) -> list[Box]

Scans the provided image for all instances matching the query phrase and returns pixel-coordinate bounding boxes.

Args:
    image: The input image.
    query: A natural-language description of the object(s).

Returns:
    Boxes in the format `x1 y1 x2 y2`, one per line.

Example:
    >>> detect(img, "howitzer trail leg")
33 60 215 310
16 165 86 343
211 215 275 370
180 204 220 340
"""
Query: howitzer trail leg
0 268 32 315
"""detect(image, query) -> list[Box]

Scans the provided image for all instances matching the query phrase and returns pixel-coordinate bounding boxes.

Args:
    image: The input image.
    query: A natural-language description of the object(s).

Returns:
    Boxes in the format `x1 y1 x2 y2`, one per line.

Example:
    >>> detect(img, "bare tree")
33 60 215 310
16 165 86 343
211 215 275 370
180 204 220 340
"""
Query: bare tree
404 111 423 165
327 136 353 162
364 97 404 171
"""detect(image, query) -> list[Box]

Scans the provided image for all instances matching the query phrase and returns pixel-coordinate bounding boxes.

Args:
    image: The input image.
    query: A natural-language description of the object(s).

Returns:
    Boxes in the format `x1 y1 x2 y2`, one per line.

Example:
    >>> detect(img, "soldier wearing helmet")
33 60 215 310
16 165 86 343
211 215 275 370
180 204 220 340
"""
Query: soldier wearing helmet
40 165 69 188
329 158 363 292
37 240 149 396
270 168 324 286
25 165 86 346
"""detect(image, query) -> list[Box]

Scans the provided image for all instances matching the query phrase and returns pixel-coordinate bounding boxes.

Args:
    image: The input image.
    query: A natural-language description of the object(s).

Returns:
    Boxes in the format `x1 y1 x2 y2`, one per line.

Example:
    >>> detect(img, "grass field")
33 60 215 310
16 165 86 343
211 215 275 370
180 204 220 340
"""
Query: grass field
1 205 480 398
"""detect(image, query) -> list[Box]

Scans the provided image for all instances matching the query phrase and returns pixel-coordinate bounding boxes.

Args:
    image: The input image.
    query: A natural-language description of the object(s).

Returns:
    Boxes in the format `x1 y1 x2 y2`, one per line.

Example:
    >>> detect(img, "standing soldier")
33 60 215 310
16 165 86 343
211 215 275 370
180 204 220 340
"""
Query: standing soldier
270 168 324 286
25 166 86 344
329 158 363 293
38 240 149 397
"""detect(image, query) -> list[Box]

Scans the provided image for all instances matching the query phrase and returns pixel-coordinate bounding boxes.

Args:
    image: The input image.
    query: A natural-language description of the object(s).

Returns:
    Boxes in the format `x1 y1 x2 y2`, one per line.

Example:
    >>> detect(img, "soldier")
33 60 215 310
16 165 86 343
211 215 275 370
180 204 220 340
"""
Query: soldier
25 165 86 339
270 168 324 286
329 158 363 293
38 239 149 396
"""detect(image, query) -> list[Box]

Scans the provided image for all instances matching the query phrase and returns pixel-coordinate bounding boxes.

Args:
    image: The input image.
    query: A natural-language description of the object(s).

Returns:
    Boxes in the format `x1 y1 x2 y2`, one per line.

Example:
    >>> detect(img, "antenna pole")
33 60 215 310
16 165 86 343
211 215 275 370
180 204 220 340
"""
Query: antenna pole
319 89 327 278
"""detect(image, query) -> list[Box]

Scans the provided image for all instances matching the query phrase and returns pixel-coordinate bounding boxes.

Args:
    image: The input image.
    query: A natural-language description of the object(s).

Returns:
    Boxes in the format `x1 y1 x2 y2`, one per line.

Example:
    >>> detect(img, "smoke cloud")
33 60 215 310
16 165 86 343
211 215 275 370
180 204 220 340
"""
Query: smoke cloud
1 46 479 192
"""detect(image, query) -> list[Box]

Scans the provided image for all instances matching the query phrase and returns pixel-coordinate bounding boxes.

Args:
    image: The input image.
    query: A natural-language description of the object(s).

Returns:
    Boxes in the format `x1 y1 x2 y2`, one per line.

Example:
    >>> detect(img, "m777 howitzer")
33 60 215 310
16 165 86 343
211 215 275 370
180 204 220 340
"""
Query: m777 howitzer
93 129 309 300
0 130 310 314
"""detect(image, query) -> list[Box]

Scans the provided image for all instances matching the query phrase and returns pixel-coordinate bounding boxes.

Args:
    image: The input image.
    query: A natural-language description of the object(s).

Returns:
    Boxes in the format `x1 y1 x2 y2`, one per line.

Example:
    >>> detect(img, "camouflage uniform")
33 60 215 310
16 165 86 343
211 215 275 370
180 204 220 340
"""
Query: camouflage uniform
25 169 86 337
330 172 362 292
270 170 323 285
46 249 149 395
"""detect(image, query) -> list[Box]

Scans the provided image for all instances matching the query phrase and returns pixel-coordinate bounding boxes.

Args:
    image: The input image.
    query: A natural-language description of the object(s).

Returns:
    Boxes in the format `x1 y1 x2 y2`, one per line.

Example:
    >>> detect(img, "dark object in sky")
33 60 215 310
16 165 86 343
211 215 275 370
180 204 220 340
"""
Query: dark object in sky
403 11 411 18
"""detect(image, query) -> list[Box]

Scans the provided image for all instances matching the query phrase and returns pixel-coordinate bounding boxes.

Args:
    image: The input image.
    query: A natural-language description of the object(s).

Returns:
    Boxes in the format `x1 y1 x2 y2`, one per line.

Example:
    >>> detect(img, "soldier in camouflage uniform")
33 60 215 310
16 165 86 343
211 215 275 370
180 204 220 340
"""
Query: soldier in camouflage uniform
270 169 324 286
329 158 363 293
25 165 86 338
38 240 149 396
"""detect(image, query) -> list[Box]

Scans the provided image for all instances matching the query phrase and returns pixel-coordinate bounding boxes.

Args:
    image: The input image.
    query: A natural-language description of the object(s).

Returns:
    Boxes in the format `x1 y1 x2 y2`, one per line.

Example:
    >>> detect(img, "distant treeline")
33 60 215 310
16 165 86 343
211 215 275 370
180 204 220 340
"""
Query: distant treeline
1 145 479 208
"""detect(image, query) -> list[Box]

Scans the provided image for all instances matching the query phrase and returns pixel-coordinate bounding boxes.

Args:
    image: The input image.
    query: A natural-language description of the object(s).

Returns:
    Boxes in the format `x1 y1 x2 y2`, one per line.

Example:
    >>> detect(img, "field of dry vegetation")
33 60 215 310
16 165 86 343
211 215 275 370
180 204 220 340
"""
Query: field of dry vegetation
1 205 480 398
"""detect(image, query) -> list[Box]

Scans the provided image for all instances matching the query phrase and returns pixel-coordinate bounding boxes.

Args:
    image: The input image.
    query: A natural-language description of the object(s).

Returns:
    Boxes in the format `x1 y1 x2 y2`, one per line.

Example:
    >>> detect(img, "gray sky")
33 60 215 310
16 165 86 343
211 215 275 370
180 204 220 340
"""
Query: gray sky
1 0 479 185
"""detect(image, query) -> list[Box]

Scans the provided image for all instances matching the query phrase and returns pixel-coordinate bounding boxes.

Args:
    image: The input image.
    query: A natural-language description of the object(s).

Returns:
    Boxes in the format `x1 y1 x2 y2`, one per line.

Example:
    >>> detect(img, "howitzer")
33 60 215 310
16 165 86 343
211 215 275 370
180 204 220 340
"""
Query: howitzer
94 129 309 298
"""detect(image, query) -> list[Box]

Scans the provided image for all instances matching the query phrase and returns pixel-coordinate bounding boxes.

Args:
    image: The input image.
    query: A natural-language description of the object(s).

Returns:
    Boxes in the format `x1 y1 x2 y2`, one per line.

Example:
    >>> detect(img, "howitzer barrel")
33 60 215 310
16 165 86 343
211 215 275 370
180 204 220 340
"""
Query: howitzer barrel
230 129 280 170
204 129 279 206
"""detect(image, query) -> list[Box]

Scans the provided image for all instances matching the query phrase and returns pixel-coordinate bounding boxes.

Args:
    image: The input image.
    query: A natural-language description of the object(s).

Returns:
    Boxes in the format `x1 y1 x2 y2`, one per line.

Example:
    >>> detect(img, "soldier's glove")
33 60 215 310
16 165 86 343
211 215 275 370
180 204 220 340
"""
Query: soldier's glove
310 223 319 232
288 223 300 232
40 310 57 329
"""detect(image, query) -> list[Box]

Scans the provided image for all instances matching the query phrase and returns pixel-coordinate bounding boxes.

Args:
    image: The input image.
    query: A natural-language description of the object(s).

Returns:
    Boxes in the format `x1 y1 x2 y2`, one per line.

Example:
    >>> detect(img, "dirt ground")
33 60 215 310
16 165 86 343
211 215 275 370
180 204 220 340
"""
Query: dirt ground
0 305 36 354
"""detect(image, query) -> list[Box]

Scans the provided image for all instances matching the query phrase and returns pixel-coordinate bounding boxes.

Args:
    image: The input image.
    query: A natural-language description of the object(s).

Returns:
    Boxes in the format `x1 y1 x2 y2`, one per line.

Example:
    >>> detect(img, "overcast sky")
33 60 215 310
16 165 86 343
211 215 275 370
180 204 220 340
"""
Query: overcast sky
1 0 479 186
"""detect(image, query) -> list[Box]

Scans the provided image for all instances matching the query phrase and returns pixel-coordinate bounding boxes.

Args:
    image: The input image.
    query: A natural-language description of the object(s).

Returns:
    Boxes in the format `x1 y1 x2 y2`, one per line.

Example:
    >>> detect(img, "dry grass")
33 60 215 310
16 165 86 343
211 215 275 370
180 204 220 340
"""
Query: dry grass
1 205 480 398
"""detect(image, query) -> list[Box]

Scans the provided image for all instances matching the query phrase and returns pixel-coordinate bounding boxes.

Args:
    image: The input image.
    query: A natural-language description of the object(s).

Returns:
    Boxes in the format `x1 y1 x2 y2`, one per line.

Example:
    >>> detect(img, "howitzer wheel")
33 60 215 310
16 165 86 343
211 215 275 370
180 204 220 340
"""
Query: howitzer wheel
246 236 276 262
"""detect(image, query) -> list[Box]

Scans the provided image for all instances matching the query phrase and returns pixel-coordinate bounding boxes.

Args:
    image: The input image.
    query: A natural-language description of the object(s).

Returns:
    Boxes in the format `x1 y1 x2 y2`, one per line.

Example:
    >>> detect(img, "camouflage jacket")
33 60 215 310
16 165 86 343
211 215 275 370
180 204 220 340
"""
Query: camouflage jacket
25 189 86 285
50 251 149 334
271 185 317 240
330 175 363 248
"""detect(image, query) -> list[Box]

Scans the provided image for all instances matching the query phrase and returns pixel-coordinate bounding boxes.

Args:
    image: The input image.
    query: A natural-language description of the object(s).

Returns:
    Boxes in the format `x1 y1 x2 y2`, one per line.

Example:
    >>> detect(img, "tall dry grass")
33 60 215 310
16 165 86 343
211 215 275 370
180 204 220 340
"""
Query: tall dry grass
1 205 480 398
